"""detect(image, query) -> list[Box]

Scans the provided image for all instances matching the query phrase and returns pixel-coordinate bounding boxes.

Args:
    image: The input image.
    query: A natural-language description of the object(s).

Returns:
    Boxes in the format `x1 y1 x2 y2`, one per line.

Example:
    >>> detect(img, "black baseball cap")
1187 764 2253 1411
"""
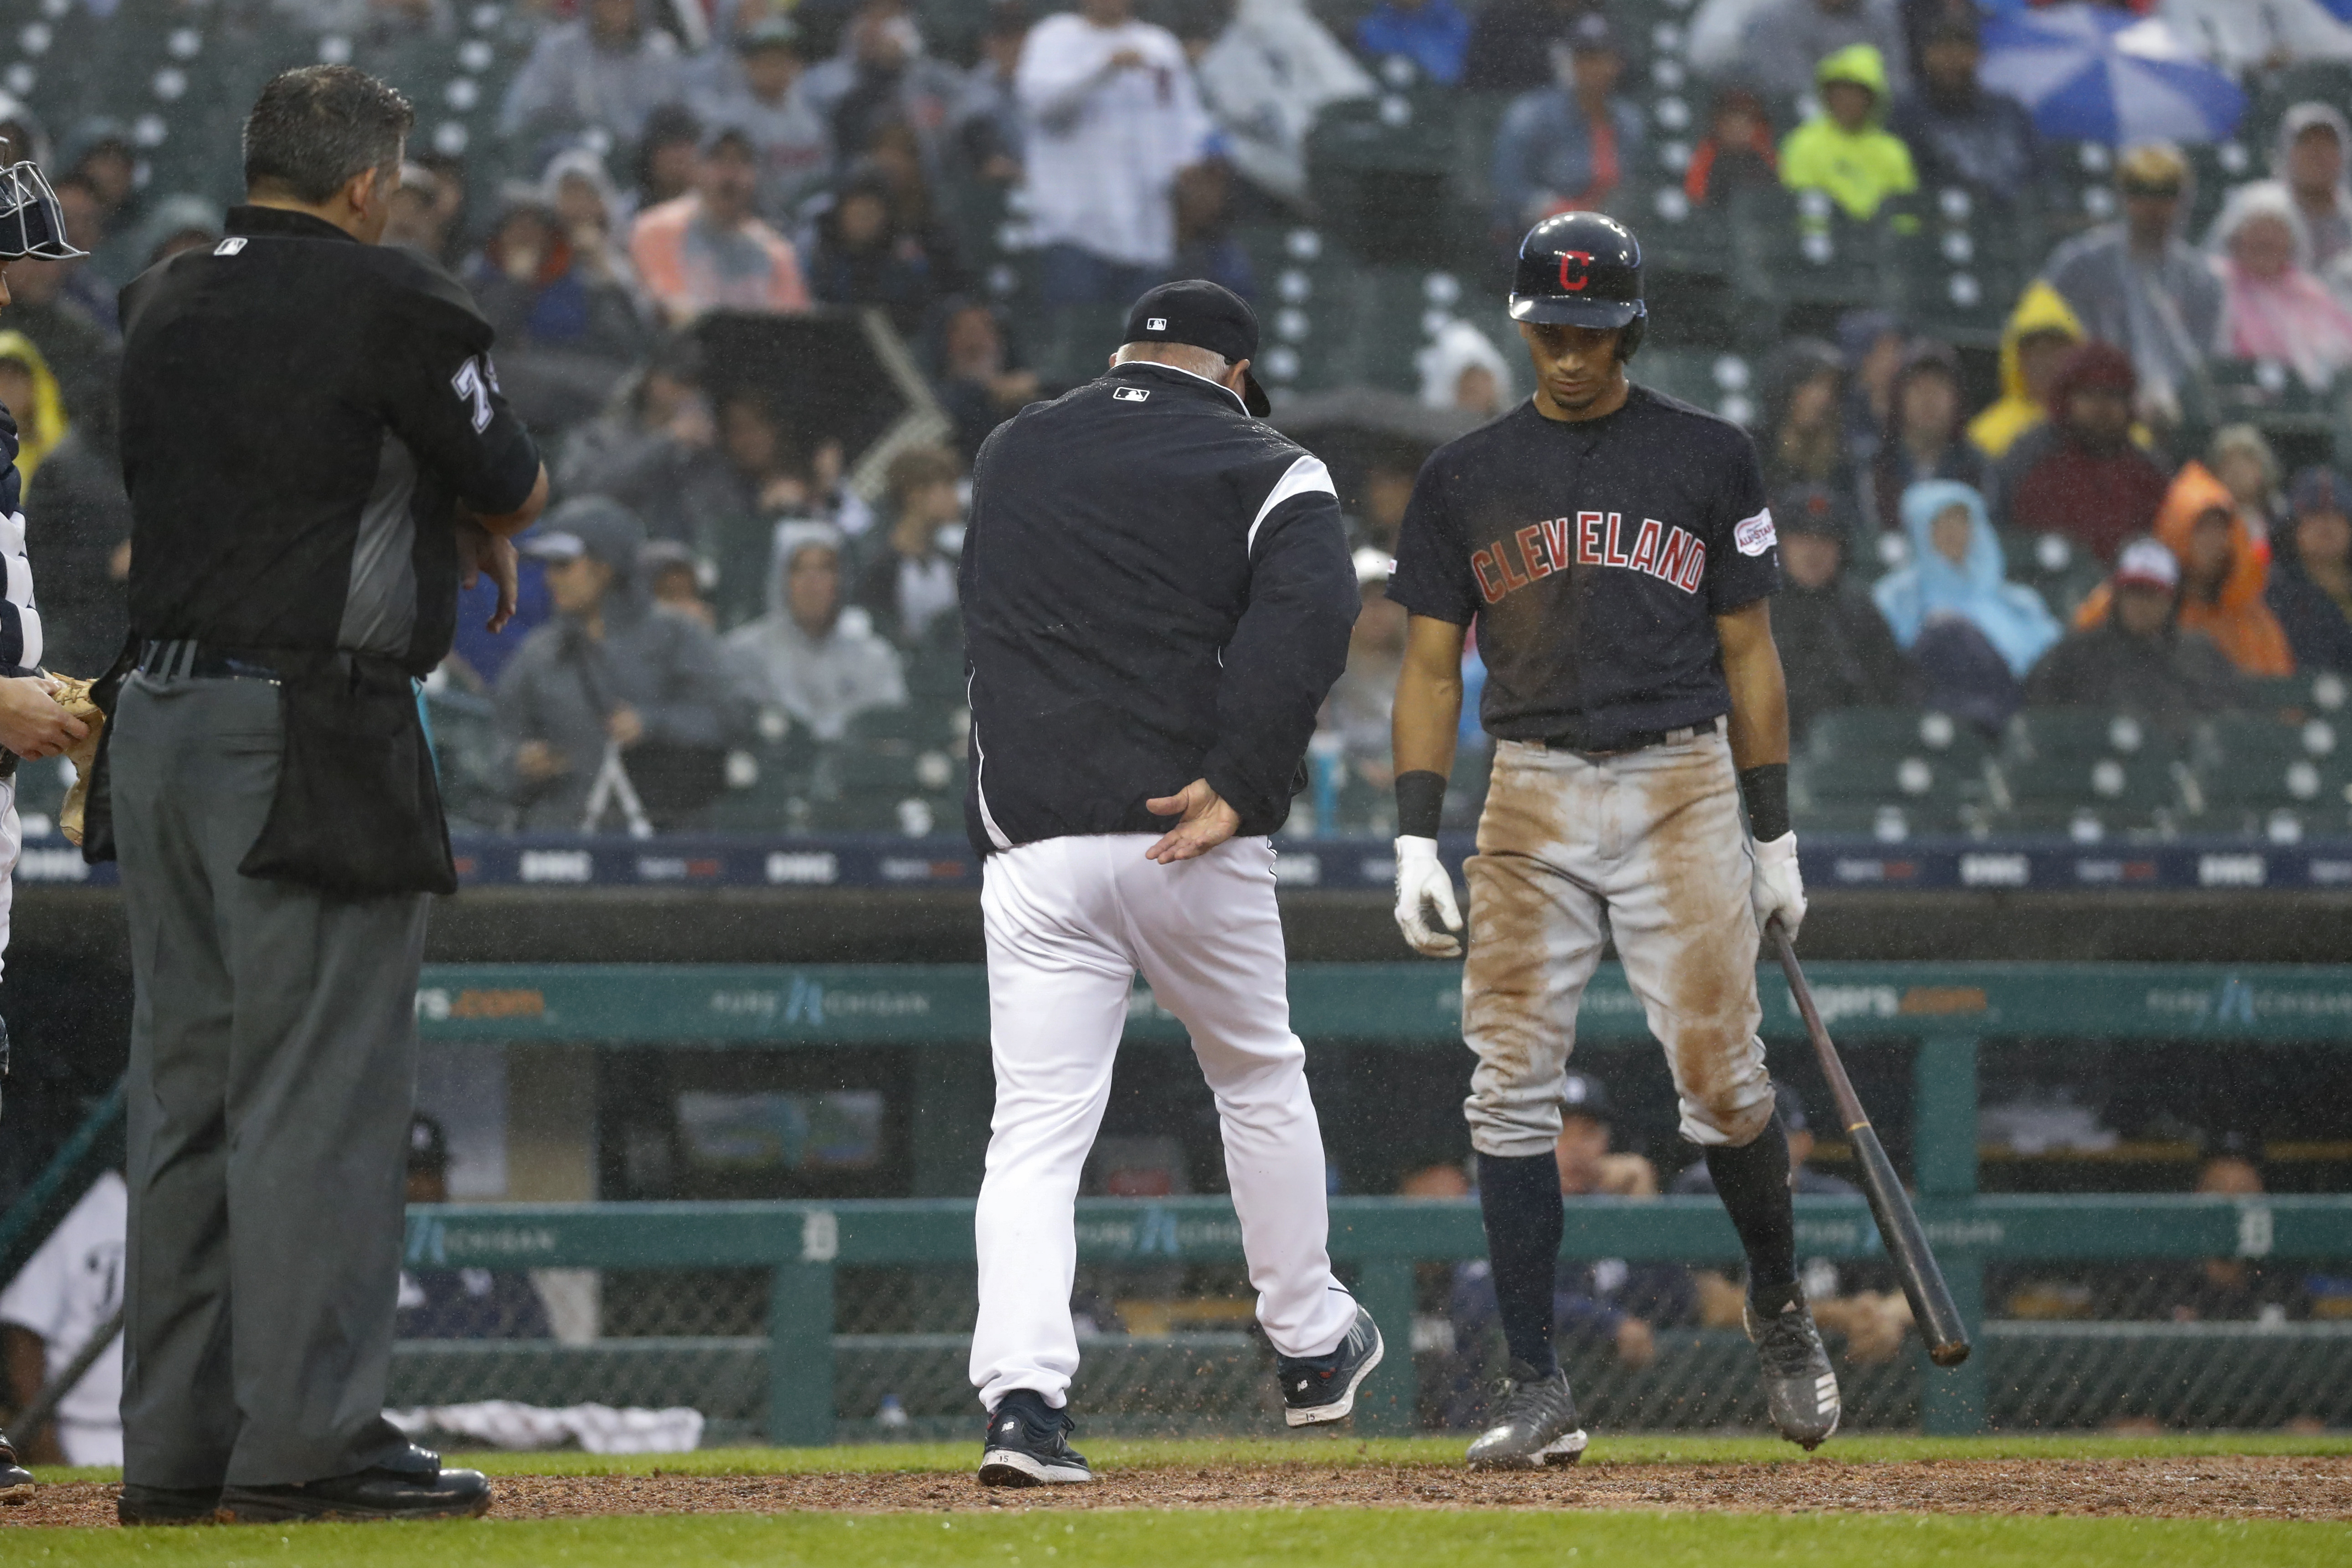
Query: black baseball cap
408 1112 450 1175
1559 1071 1615 1123
1123 279 1271 416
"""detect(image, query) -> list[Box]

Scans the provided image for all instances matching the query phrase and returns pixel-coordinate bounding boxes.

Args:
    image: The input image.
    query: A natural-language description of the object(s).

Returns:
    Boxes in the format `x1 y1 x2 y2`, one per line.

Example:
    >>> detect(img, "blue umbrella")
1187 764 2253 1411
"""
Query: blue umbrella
1978 4 2246 147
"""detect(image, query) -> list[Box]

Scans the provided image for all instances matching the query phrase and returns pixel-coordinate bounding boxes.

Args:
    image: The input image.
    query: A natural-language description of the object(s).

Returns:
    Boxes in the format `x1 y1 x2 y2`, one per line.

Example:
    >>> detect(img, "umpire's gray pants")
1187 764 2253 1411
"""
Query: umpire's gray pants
113 672 427 1488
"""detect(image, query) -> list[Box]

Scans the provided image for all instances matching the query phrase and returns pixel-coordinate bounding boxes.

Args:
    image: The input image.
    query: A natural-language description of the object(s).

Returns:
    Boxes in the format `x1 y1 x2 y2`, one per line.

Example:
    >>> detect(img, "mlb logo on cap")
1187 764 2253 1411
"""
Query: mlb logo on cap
1147 317 1167 331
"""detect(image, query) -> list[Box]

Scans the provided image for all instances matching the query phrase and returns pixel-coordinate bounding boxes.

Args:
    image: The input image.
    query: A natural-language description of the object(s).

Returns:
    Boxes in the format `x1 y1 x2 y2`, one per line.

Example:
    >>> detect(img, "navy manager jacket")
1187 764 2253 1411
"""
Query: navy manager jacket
960 360 1359 853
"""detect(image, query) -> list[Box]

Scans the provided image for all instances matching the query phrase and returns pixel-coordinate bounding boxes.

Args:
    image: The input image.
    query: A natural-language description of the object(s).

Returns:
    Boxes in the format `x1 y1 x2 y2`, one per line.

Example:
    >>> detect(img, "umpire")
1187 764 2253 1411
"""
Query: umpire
92 67 547 1525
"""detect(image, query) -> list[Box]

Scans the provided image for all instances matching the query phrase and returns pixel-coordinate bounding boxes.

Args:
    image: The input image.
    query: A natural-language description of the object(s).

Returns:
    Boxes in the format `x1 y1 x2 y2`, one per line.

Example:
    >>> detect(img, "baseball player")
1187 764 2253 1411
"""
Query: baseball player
0 146 94 1502
960 280 1381 1486
1385 213 1833 1467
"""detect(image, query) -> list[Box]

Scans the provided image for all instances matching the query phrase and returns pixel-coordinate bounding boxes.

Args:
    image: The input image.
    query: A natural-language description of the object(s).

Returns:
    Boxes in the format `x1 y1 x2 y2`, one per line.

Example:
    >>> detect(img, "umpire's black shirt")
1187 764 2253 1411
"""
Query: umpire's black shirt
118 206 541 676
960 360 1358 853
1388 386 1778 752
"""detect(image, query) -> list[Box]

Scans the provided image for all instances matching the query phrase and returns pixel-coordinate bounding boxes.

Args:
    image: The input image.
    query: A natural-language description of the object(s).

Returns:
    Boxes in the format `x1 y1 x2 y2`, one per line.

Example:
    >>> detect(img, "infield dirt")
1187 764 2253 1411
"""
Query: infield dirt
6 1454 2349 1528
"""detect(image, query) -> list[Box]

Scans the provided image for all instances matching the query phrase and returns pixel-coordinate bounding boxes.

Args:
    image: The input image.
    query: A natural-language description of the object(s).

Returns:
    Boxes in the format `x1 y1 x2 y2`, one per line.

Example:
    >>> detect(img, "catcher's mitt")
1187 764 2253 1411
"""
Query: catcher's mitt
51 673 105 847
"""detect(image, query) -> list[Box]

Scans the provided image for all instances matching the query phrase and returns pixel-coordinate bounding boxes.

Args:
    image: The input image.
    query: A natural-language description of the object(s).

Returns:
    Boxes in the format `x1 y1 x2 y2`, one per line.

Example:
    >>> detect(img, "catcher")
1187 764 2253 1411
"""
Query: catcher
0 139 99 1503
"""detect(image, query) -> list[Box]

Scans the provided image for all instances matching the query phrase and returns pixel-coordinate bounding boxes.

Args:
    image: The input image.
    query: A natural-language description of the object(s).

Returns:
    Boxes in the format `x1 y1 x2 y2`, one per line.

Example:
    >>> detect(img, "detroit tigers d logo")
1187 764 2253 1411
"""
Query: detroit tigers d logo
1556 250 1594 292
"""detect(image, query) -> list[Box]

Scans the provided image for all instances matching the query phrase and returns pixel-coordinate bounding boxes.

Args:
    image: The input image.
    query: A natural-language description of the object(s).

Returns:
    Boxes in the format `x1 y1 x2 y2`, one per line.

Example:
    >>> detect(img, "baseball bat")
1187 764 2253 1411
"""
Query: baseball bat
1768 922 1972 1368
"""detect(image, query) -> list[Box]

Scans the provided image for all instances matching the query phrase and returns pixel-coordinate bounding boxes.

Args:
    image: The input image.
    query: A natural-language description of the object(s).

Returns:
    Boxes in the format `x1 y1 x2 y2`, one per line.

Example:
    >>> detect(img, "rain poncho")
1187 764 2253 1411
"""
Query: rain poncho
2208 102 2352 270
2209 184 2352 394
0 329 68 487
1873 480 2060 679
1967 280 2082 459
2074 462 2295 677
1777 44 1918 222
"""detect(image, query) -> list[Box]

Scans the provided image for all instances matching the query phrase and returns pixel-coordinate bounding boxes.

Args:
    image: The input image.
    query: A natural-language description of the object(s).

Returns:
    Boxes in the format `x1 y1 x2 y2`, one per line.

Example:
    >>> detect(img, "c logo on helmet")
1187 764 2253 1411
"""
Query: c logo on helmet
1557 250 1594 292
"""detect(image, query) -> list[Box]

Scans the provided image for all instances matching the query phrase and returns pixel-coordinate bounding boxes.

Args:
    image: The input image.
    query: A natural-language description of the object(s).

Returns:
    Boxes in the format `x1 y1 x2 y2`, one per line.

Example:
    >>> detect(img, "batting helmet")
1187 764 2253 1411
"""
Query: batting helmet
1508 211 1644 360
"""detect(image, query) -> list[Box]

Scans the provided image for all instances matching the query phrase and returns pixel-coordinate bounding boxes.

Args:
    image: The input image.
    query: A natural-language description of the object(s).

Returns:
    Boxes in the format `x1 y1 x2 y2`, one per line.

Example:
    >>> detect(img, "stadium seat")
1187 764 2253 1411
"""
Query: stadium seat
2002 709 2176 767
1895 187 2038 350
1634 348 1756 425
2186 755 2352 842
2192 712 2341 772
1991 751 2183 840
1999 529 2108 622
1806 706 1989 772
1792 748 1975 838
2240 669 2352 724
705 741 811 833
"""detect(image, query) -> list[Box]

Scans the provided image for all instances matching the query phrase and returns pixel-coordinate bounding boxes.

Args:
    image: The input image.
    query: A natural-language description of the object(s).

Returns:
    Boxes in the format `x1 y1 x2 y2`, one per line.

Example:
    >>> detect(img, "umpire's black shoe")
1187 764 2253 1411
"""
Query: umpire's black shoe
1747 1287 1841 1450
978 1390 1093 1486
1464 1359 1589 1469
1276 1303 1385 1427
117 1484 225 1526
0 1435 33 1504
218 1447 493 1523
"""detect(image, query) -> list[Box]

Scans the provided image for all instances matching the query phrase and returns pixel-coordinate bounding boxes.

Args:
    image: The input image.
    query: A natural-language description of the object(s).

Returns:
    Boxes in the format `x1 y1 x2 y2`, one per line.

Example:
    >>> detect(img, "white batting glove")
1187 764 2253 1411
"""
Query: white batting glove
1394 835 1464 958
1751 831 1806 945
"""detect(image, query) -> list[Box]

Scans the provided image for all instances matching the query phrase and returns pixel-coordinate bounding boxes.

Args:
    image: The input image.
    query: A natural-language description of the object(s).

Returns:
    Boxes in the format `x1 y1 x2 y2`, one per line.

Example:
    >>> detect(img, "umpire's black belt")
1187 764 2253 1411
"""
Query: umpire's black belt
138 640 287 682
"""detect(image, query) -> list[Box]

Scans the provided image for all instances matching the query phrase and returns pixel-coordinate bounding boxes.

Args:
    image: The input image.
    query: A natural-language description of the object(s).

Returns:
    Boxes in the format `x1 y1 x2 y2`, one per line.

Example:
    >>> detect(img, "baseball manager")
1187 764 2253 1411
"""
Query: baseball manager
959 280 1382 1486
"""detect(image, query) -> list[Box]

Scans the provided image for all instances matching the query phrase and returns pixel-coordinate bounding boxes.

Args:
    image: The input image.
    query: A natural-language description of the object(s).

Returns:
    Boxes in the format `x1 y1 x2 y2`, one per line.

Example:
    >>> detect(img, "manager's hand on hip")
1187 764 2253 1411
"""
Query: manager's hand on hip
1393 835 1463 957
0 675 89 761
1751 830 1806 945
1145 778 1240 863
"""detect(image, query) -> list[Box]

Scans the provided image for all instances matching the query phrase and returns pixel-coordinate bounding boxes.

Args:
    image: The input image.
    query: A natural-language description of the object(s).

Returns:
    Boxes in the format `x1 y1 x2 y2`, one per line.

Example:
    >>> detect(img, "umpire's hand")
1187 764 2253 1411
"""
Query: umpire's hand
1393 835 1464 957
1145 779 1241 863
0 675 88 761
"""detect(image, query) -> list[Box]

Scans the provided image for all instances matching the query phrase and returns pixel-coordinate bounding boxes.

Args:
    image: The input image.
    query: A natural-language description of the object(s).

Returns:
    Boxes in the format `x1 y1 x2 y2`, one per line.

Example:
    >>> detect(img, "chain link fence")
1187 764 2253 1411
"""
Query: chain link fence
386 1251 2352 1442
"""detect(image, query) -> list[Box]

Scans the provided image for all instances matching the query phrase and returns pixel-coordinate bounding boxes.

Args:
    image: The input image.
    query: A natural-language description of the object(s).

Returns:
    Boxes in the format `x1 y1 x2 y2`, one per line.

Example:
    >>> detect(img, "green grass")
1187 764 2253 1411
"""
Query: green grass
6 1509 2349 1568
30 1429 2352 1486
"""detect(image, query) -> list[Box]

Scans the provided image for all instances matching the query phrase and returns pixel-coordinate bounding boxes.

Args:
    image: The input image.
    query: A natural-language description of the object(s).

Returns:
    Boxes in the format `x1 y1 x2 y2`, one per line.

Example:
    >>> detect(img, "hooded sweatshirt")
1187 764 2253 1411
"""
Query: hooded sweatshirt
2073 463 2295 678
1779 44 1917 222
1967 280 2083 460
725 519 907 741
0 330 68 485
1873 480 2060 678
1997 342 2172 564
2212 102 2352 270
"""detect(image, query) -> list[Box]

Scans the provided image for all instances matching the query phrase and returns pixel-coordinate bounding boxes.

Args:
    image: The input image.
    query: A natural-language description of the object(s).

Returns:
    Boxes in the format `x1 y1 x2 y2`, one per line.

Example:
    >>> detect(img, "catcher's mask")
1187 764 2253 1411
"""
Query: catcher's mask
0 146 85 263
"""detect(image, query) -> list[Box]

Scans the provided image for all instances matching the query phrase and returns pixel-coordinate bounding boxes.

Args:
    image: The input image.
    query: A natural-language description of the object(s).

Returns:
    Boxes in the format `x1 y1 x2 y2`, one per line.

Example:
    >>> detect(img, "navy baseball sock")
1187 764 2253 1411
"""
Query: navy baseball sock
1704 1115 1800 1312
1476 1150 1564 1377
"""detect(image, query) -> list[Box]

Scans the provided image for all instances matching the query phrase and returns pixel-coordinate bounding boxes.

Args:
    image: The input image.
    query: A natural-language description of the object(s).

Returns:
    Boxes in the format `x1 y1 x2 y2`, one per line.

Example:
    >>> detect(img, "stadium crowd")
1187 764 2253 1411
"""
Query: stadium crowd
6 0 2352 834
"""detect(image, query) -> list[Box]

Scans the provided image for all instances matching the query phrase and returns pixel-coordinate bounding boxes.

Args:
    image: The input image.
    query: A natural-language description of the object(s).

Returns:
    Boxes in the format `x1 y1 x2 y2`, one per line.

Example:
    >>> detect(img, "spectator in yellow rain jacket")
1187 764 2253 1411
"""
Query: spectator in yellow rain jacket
1779 44 1916 222
1968 278 2084 461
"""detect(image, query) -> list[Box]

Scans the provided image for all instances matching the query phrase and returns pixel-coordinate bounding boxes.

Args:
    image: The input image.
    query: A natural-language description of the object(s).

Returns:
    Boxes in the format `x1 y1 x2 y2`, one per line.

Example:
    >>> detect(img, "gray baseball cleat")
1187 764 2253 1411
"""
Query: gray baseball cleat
1464 1359 1590 1470
1276 1304 1385 1426
1746 1291 1841 1450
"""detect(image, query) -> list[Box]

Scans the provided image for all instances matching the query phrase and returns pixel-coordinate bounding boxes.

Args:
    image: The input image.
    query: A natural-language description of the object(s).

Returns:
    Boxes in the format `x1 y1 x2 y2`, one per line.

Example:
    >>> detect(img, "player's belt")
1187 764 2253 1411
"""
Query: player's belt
1540 717 1717 757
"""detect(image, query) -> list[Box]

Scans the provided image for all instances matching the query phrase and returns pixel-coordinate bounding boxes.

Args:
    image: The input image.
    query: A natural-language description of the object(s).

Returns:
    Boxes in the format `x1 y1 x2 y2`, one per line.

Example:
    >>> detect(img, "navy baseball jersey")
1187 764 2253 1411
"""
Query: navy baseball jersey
1386 386 1778 750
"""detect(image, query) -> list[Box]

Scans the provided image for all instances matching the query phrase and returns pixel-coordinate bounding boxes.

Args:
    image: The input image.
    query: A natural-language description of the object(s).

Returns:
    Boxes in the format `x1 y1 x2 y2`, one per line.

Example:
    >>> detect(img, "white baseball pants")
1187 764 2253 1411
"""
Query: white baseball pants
969 833 1359 1413
0 777 16 979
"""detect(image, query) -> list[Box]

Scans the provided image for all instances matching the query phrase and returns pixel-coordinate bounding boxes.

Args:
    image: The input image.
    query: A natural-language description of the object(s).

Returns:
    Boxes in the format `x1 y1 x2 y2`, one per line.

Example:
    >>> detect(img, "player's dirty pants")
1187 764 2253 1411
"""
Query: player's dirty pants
1463 725 1776 1158
970 834 1361 1412
111 673 427 1489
